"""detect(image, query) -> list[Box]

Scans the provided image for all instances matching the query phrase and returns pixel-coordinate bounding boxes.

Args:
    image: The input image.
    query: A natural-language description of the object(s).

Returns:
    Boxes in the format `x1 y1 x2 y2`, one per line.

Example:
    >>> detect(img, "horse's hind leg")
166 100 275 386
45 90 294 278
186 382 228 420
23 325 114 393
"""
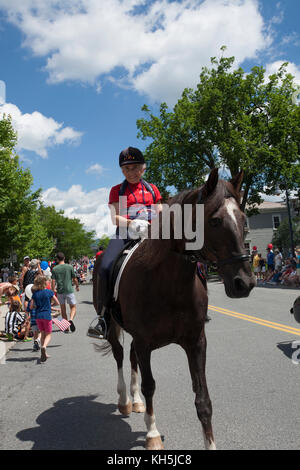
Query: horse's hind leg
109 326 132 415
183 331 216 450
134 344 164 450
130 341 146 413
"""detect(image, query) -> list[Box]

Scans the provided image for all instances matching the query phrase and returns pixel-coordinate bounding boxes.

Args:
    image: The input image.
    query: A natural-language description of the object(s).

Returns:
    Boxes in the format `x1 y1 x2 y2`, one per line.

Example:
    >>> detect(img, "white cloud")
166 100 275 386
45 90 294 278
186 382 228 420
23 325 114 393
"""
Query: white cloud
265 60 300 85
85 163 104 176
0 102 83 157
41 184 115 237
0 0 273 105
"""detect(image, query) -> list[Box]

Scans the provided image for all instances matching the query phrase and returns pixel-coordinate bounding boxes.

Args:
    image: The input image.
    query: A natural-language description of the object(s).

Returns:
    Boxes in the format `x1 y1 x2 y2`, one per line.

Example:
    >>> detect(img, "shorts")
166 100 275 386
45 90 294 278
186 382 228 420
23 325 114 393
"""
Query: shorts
254 267 260 273
57 293 77 306
36 319 52 333
261 266 266 273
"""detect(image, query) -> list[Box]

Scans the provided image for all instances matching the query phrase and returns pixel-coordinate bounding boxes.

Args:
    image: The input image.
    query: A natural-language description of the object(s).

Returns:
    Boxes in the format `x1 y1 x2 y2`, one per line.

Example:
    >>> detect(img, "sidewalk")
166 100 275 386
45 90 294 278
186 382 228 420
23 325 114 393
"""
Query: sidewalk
0 304 17 363
255 279 300 289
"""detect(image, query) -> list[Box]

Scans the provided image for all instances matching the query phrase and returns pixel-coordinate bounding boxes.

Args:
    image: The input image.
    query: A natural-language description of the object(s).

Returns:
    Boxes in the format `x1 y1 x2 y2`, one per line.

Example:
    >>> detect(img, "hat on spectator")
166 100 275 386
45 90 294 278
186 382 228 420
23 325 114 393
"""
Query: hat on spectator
24 256 30 260
29 259 39 268
40 261 48 270
43 267 52 279
252 246 257 251
25 284 33 300
267 243 273 249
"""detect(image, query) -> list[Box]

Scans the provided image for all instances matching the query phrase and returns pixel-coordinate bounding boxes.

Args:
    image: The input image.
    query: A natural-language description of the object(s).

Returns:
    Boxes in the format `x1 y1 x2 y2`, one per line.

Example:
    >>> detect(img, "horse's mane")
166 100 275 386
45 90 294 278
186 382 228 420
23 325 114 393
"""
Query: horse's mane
135 179 240 269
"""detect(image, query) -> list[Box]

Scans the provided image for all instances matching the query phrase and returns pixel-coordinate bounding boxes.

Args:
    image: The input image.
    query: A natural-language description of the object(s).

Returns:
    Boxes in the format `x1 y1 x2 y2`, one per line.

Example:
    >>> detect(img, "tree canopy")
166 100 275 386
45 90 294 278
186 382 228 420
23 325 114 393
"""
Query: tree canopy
272 216 300 254
0 115 96 264
137 51 300 214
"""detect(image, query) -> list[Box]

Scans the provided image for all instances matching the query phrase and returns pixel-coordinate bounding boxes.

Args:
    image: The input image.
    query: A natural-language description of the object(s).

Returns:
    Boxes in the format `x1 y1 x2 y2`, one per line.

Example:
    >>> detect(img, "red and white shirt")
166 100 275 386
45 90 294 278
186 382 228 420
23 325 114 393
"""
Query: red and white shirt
109 181 162 221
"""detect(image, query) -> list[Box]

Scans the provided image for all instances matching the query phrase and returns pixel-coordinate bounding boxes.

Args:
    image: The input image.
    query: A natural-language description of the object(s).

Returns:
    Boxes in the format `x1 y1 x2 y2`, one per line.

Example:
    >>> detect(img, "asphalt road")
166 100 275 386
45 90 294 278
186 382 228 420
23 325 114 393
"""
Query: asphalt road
0 280 299 450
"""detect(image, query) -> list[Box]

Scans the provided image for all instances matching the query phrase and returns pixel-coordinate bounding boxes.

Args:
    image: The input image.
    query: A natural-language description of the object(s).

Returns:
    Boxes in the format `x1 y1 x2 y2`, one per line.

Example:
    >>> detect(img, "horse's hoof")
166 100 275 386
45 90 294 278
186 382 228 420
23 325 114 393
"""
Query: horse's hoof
132 402 145 413
146 436 164 450
118 401 132 415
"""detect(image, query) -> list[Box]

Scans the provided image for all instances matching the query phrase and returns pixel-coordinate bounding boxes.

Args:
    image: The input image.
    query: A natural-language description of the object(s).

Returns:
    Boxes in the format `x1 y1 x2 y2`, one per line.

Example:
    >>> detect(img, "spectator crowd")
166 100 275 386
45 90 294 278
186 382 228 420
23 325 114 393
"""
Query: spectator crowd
0 243 298 362
251 243 300 288
0 253 95 362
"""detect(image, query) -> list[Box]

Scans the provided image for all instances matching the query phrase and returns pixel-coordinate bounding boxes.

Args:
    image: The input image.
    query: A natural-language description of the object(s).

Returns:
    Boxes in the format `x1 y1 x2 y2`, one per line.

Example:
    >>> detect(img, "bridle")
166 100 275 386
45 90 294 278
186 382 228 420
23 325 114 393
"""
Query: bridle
182 187 250 268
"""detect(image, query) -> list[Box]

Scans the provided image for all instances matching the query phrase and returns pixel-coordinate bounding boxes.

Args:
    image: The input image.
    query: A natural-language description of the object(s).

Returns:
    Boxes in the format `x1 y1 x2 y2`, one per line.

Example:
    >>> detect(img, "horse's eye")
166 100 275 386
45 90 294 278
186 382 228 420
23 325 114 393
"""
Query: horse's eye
209 217 221 228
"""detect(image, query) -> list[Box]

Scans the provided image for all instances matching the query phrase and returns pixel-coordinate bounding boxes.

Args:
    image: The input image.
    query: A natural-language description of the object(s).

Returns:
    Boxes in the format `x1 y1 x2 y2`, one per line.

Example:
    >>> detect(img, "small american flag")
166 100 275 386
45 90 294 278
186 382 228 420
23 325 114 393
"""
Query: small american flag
52 318 70 331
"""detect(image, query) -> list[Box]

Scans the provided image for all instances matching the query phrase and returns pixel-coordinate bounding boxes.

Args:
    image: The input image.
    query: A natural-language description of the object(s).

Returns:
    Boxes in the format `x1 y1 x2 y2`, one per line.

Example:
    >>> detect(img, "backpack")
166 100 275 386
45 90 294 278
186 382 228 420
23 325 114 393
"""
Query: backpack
23 269 37 288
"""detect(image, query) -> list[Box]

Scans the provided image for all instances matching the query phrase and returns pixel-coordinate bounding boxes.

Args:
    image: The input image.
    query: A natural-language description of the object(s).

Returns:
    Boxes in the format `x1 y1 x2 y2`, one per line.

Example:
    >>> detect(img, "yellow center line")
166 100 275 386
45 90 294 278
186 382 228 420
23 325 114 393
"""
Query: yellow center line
208 305 300 336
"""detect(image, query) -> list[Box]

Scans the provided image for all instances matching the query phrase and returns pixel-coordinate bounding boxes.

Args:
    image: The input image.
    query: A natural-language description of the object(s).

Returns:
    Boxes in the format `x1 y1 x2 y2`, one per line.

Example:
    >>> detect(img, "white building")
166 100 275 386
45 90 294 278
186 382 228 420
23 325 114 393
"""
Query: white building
244 199 299 255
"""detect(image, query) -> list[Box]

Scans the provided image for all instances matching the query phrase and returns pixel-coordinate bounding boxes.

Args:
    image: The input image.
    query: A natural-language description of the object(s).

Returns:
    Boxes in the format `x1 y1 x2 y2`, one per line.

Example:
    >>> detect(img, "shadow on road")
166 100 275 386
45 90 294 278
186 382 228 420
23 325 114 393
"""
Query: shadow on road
5 345 62 363
16 395 146 450
276 341 295 360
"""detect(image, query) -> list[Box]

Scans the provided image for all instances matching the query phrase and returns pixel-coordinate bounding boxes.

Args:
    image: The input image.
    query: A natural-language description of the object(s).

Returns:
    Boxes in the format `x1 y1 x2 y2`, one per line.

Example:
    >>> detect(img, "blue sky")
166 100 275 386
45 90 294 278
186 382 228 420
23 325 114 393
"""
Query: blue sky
0 0 299 237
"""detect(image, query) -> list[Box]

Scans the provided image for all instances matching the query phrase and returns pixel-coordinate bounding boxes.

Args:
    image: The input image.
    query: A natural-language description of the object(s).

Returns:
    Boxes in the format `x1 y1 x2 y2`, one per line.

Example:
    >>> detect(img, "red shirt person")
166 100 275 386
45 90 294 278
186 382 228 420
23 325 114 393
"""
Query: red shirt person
96 246 104 259
87 146 162 340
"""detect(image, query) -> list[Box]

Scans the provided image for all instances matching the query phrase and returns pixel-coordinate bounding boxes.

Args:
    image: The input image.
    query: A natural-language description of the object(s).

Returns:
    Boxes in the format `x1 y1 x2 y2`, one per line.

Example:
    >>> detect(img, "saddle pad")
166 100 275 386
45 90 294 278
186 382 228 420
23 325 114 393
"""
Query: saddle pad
113 240 143 301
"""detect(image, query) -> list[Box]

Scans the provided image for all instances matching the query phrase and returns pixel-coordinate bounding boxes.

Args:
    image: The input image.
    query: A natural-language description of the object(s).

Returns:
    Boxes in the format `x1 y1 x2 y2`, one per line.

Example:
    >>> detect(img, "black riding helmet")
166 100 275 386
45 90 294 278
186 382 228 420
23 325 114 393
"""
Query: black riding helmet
119 147 145 167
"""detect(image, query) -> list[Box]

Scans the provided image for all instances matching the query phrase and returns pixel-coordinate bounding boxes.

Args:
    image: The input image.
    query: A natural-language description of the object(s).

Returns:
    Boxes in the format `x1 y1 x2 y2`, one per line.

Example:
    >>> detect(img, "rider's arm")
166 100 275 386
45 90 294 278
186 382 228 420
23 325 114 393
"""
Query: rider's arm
154 201 163 214
109 202 131 227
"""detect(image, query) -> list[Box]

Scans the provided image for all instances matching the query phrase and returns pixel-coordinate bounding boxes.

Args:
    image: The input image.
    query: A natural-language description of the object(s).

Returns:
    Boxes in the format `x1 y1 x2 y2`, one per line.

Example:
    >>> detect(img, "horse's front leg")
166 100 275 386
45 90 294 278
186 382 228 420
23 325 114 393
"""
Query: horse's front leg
182 329 216 450
134 343 164 450
130 341 146 413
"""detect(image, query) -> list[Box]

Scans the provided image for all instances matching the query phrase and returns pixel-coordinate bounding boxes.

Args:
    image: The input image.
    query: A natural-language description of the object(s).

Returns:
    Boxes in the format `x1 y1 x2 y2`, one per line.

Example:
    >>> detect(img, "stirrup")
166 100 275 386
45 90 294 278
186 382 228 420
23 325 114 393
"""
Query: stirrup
87 317 108 339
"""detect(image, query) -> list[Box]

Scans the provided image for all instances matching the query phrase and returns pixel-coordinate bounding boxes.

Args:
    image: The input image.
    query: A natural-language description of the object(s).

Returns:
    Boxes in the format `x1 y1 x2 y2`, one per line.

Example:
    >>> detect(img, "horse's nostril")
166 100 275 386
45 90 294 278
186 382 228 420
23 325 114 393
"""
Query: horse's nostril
234 277 247 292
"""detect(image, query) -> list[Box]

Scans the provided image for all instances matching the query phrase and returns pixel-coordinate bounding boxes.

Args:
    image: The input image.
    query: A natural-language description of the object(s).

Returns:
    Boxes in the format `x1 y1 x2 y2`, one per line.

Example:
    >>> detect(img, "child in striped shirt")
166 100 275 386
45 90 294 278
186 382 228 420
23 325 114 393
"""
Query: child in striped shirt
5 300 31 341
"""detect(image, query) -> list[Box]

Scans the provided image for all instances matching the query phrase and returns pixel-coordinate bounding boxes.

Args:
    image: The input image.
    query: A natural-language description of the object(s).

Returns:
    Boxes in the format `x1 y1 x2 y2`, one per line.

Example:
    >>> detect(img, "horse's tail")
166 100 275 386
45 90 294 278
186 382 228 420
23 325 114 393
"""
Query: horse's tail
93 319 123 356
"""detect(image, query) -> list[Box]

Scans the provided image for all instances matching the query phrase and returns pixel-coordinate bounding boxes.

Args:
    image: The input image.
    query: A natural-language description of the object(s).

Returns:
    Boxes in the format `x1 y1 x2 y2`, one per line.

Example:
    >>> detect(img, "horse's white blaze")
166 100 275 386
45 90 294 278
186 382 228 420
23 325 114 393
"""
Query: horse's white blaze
130 369 143 405
224 198 239 228
144 412 160 439
117 368 130 406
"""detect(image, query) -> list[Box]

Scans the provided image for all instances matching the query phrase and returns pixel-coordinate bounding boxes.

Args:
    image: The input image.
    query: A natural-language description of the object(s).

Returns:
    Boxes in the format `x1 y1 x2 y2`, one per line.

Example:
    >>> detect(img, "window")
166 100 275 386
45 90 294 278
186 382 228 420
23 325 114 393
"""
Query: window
272 214 281 230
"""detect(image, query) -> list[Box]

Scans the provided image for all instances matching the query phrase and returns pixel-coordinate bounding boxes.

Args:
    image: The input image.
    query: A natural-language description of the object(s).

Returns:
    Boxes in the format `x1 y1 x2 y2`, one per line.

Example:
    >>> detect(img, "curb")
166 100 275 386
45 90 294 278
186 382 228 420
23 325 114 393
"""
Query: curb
0 304 17 363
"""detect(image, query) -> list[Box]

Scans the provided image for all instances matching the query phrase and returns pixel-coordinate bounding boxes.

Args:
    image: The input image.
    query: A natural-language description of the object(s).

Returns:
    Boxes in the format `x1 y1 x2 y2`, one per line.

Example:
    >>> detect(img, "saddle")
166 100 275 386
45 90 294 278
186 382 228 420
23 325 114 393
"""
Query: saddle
107 239 142 327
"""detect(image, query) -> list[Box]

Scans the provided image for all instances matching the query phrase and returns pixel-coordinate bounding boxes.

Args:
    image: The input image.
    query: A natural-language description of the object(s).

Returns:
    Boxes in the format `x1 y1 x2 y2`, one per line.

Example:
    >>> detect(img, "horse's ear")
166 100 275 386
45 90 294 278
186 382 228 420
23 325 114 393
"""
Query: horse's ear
230 170 244 192
200 168 219 200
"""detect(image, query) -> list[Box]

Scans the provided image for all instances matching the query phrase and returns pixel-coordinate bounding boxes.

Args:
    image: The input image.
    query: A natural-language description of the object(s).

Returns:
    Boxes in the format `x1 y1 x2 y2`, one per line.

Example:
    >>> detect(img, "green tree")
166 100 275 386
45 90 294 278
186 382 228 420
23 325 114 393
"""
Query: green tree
272 216 300 254
98 235 110 250
0 115 49 261
137 52 300 213
0 115 96 264
38 205 96 261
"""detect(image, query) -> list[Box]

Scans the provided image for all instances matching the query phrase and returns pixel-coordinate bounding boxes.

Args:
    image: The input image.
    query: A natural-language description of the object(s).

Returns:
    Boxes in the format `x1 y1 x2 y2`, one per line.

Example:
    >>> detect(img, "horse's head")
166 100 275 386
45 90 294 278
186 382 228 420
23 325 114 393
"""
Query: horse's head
200 169 256 298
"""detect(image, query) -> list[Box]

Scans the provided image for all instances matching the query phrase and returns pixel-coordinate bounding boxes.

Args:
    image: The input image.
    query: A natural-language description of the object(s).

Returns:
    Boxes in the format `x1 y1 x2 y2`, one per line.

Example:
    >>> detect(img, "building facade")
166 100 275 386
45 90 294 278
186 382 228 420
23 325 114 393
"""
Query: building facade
244 199 299 256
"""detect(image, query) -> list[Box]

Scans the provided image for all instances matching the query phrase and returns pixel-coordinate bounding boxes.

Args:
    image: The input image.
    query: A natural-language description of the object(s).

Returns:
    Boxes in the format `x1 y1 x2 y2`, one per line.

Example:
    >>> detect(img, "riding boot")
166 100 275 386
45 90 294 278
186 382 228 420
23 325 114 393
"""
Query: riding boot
87 273 110 339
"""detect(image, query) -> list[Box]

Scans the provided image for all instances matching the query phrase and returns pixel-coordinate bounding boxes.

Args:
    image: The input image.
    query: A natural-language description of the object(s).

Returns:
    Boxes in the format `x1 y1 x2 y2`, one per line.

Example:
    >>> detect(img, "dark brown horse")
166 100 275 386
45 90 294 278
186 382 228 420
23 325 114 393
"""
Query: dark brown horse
93 169 256 450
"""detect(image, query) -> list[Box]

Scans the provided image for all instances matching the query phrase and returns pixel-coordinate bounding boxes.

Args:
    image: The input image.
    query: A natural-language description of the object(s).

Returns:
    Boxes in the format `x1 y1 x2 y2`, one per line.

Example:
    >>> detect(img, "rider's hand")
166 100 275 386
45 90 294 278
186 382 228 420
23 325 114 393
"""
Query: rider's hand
128 219 150 239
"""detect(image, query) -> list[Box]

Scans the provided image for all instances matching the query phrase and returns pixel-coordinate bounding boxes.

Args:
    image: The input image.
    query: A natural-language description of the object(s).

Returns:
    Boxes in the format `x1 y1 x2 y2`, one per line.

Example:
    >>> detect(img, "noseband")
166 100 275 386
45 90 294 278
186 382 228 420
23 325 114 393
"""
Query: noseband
182 188 250 268
184 251 250 268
